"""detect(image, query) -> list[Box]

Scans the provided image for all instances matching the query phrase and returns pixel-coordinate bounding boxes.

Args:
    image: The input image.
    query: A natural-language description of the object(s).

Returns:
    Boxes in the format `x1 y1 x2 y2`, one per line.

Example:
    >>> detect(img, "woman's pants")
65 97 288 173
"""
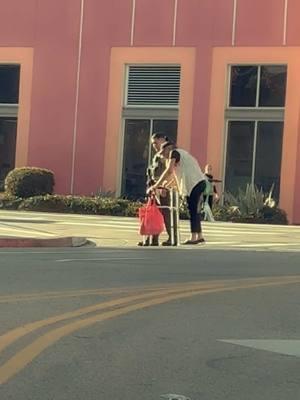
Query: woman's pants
187 180 207 234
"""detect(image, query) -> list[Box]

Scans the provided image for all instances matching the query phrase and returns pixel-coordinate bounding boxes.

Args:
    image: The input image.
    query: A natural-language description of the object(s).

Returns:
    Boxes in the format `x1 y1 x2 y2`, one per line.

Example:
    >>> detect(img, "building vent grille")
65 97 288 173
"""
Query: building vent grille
127 65 181 107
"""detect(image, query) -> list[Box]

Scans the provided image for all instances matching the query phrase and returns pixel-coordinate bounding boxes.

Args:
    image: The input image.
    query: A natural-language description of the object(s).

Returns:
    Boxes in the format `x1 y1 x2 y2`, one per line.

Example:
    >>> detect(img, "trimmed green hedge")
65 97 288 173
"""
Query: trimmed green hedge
5 167 55 198
17 195 143 217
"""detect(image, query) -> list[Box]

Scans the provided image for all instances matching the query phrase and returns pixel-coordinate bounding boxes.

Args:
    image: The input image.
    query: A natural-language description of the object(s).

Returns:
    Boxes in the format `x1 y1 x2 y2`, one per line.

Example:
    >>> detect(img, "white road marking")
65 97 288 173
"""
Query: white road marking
0 250 130 255
203 241 239 245
235 243 300 248
56 257 148 263
220 339 300 357
161 395 191 400
54 221 297 235
1 210 299 228
0 227 54 237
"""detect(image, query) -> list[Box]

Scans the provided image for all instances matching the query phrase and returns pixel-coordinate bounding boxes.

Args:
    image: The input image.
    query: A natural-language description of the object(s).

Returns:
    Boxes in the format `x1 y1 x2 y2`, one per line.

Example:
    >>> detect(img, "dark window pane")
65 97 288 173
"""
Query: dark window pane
259 65 287 107
121 120 150 199
0 118 17 190
0 65 20 103
151 119 178 159
229 66 258 107
254 122 283 201
225 121 255 194
152 119 178 143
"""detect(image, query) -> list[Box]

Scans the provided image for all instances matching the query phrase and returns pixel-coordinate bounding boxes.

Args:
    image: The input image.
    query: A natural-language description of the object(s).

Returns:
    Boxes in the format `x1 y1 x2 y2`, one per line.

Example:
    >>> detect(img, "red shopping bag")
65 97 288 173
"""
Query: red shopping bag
138 199 165 236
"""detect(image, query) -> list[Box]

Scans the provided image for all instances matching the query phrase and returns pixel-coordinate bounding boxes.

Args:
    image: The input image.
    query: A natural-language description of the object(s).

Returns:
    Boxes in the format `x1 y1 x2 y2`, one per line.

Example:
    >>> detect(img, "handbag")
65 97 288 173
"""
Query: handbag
138 198 165 236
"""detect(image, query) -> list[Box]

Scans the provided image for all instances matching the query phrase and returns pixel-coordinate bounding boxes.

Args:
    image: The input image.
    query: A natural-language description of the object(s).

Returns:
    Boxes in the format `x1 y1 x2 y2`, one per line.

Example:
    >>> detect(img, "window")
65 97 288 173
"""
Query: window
225 121 255 193
122 119 177 199
225 120 283 200
254 121 283 199
230 66 258 107
0 118 17 190
0 65 20 104
224 64 286 201
259 66 287 107
229 65 287 108
121 64 181 198
0 64 20 189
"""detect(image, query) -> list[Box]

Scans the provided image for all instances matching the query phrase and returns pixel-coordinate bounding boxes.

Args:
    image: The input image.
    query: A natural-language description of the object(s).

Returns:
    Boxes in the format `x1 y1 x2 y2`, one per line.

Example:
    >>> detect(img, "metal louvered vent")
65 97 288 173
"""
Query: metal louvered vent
127 65 181 107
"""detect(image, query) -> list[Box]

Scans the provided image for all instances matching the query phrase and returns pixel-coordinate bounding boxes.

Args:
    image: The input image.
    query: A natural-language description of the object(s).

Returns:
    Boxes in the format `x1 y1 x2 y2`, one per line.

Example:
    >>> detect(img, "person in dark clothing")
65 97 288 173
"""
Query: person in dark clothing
151 134 178 246
138 133 177 246
203 164 219 211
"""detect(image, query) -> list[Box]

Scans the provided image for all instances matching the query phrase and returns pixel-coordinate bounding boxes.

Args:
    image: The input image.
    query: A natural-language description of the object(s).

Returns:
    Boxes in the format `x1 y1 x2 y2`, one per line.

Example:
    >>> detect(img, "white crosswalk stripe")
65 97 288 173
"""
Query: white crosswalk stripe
0 210 299 251
62 216 300 252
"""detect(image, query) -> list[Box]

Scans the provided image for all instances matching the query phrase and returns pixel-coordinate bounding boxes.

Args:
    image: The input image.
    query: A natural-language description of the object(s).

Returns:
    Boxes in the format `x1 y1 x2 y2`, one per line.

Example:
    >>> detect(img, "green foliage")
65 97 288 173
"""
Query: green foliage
5 167 55 198
0 182 288 225
214 184 288 224
94 189 116 198
17 195 142 217
179 184 288 225
224 184 265 216
0 192 23 210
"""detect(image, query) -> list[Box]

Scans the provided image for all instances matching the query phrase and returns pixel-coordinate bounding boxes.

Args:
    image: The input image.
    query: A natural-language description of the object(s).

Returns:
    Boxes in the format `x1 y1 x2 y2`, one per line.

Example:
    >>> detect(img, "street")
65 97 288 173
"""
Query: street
1 1 300 399
1 247 300 400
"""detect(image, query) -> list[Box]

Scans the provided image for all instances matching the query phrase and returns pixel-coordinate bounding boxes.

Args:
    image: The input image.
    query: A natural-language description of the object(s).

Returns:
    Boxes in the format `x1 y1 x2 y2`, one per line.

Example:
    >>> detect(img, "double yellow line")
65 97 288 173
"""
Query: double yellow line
1 276 300 385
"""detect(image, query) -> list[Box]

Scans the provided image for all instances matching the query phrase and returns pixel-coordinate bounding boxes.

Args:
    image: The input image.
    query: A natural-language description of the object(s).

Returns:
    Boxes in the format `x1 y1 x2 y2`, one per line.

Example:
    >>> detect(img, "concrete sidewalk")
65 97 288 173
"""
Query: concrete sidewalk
0 209 300 251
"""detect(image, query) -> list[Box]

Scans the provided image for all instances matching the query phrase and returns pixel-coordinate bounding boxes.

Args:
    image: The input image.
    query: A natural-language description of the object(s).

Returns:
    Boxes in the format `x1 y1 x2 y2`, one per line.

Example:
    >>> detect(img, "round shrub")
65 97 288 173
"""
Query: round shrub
5 167 55 198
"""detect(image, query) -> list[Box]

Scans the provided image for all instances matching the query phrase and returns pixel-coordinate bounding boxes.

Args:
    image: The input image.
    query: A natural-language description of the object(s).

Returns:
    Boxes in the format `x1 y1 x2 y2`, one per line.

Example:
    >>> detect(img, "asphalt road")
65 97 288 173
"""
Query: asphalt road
1 247 300 400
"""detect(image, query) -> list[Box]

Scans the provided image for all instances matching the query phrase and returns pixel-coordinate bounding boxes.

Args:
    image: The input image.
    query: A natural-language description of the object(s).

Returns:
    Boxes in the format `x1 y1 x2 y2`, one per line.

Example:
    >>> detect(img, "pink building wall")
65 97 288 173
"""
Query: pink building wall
235 0 285 46
0 0 37 47
28 0 81 193
176 0 233 166
0 0 299 222
73 0 132 195
134 0 175 46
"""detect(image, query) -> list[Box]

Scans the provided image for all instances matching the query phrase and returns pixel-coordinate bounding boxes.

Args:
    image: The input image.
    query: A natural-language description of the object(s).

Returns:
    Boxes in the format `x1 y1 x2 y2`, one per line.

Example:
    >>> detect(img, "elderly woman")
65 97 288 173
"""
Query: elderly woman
149 142 207 245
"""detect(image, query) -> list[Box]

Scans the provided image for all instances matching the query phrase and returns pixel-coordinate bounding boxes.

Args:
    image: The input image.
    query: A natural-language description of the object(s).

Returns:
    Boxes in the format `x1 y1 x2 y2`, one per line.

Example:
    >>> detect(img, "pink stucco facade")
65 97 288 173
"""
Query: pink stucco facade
0 0 300 223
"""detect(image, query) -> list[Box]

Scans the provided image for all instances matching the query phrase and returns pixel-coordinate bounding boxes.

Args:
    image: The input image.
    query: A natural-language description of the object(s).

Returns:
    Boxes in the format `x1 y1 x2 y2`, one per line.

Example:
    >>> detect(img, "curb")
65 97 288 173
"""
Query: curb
0 236 87 248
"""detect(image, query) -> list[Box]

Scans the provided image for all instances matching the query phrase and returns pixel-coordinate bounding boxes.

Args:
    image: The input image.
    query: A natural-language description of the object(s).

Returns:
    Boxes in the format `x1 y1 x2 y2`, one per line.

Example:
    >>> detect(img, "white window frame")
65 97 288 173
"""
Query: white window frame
0 104 18 118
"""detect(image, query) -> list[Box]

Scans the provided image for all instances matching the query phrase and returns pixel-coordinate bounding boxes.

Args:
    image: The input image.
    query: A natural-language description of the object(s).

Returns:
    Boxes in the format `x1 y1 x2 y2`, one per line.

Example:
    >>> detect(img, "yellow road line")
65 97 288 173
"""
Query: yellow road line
1 277 300 384
0 286 167 304
0 282 220 303
0 289 127 303
1 277 299 355
0 283 225 354
2 276 299 304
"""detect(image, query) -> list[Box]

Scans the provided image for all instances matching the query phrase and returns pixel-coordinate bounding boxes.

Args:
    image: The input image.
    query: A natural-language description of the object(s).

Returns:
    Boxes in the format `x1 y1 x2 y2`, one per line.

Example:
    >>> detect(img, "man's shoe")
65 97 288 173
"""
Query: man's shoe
162 240 173 246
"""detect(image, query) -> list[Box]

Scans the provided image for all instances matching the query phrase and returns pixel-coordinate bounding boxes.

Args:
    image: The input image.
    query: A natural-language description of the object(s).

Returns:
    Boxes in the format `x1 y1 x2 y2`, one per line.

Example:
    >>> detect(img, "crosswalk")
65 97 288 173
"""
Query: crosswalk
109 218 298 249
53 214 300 251
0 211 299 251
